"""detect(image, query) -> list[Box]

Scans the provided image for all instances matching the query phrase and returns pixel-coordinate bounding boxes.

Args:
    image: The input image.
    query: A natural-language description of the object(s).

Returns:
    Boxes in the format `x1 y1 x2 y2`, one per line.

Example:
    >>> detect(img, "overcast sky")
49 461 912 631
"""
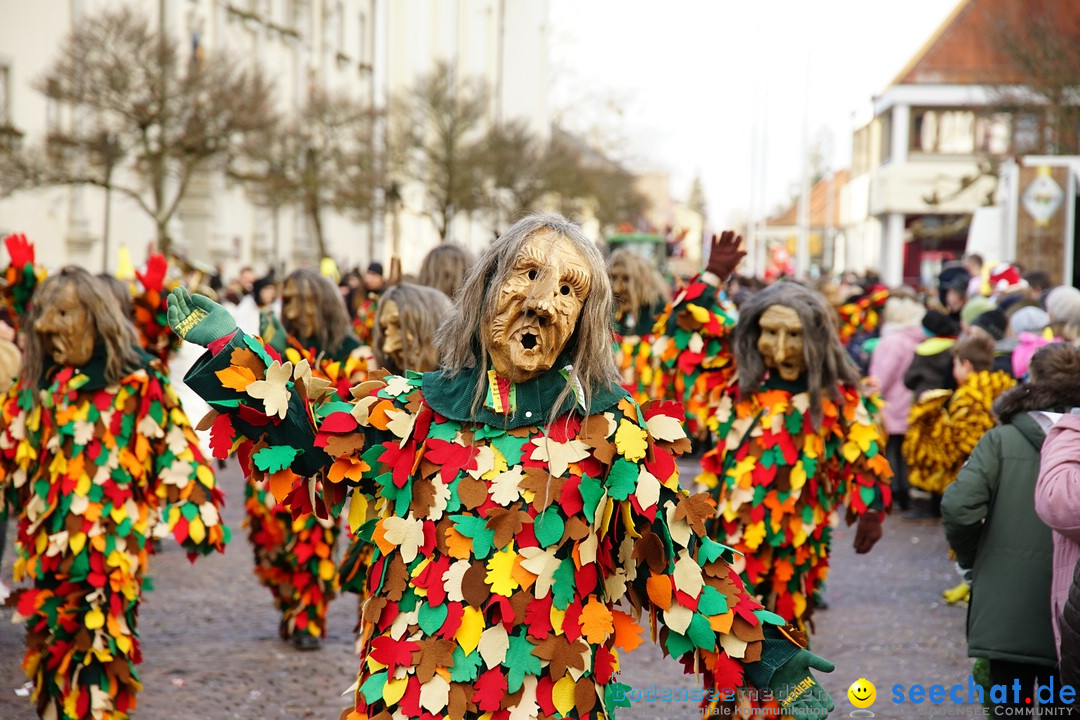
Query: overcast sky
547 0 961 229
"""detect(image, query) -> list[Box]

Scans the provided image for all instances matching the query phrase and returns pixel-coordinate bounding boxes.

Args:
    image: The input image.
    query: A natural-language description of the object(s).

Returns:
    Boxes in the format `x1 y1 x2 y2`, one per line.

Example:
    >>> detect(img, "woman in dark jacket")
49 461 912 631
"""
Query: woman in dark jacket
941 343 1080 717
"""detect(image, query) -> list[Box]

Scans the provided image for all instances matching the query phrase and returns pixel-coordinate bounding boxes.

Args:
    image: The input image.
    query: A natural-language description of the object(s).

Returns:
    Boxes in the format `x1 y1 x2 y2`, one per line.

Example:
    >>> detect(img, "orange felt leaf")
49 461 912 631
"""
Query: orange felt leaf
773 557 795 584
215 365 257 392
444 526 472 560
580 596 615 644
709 610 735 634
372 520 393 556
511 553 537 590
611 610 644 652
646 574 672 610
367 399 396 431
328 456 370 484
134 433 150 462
268 469 295 504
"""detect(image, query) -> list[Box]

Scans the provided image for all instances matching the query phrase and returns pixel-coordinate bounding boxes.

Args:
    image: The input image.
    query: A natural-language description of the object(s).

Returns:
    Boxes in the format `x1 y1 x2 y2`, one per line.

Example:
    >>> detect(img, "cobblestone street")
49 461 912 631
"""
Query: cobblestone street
1 458 974 719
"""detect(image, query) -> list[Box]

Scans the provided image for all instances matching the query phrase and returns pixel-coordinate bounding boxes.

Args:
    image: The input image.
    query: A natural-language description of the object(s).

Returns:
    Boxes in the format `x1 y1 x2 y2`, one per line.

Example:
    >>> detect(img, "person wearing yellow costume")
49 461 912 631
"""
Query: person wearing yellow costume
657 233 892 633
168 213 837 719
0 266 227 720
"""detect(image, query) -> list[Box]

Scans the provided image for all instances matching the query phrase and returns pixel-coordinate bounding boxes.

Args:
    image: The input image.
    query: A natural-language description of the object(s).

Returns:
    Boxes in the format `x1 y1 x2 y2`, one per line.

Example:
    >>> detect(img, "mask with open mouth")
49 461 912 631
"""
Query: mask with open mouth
33 281 95 367
487 230 591 383
757 304 807 381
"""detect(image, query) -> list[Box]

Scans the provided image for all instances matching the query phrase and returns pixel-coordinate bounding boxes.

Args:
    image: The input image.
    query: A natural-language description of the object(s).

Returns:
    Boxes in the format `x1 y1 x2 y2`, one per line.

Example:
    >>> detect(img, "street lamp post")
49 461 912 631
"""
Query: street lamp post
95 132 123 273
386 181 401 259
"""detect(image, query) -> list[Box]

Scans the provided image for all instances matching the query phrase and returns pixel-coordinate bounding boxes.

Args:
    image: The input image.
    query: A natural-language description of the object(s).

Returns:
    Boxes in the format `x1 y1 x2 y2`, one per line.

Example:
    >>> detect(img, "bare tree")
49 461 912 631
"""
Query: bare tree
388 61 488 241
33 6 276 255
235 89 378 258
687 175 708 221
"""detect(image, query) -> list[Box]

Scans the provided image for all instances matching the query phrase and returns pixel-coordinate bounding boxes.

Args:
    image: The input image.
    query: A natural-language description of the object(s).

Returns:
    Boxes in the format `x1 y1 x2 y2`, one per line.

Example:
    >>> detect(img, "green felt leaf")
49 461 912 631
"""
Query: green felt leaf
452 514 495 559
252 445 300 473
450 646 483 682
397 587 418 613
426 420 459 441
551 557 576 610
860 485 877 507
696 538 726 567
491 433 527 467
359 670 387 704
785 408 804 435
578 474 605 524
242 332 275 368
663 627 694 658
533 512 564 548
207 398 242 408
696 585 728 615
417 602 449 635
759 447 775 469
115 517 132 538
865 441 879 459
606 682 633 710
686 612 716 650
754 609 786 626
606 458 638 501
503 632 542 693
180 502 199 520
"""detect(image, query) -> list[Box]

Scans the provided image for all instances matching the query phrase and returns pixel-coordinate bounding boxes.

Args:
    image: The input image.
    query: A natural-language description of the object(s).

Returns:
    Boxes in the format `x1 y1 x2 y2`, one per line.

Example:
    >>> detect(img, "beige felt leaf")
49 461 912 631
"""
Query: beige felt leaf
577 532 598 567
429 479 451 521
720 632 749 659
490 466 525 506
478 623 509 668
165 424 189 456
246 360 293 419
70 494 90 517
664 501 692 548
663 603 693 634
634 468 661 511
509 676 539 720
604 568 629 601
519 546 561 599
419 674 450 713
350 395 381 424
160 459 193 489
383 375 412 397
381 515 424 563
199 502 220 527
688 332 705 355
443 560 470 603
646 413 685 443
530 437 591 478
469 445 496 479
73 419 96 447
294 359 333 400
385 409 417 442
672 552 703 598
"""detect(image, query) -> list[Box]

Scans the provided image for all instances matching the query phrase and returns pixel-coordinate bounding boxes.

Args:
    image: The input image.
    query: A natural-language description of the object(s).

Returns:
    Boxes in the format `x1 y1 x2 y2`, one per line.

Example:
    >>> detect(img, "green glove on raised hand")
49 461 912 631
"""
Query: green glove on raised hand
167 287 238 347
770 649 835 718
259 309 288 355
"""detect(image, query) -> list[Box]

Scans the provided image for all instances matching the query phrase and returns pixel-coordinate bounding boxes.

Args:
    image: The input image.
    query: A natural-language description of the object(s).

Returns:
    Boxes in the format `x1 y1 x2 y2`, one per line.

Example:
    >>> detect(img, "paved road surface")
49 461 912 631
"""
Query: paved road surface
0 459 976 719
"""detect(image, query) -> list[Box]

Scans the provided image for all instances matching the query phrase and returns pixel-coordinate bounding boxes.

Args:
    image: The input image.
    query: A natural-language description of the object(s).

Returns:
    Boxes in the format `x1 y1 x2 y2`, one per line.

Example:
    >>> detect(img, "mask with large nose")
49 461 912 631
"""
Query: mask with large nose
757 304 807 381
34 281 95 367
487 230 591 383
281 277 318 341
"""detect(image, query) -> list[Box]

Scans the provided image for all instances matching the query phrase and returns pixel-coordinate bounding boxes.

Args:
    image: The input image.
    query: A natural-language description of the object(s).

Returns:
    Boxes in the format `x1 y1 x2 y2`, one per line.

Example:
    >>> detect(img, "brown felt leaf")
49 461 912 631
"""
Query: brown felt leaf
508 426 533 438
509 588 533 624
449 683 470 720
674 493 716 537
532 635 587 679
196 409 220 432
351 379 388 399
485 506 530 550
659 436 693 456
414 637 456 684
732 615 765 643
519 467 564 512
743 639 762 663
382 556 409 601
323 432 368 459
458 476 489 510
230 347 266 379
632 528 667 574
575 678 598 716
462 561 491 608
410 478 437 518
564 516 590 541
419 458 441 481
675 308 704 332
434 517 454 556
75 628 93 653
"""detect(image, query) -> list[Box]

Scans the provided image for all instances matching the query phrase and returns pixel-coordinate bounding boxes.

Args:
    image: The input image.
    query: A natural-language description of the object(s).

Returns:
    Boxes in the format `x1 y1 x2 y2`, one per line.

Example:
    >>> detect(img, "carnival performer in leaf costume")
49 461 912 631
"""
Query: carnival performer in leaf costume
0 266 228 720
169 213 835 719
656 233 891 632
608 249 670 406
244 267 376 650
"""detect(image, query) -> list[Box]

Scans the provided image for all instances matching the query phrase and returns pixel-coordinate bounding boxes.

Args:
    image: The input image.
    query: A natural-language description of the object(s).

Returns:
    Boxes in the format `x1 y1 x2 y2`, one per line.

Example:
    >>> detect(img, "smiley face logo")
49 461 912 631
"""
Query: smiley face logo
848 678 876 708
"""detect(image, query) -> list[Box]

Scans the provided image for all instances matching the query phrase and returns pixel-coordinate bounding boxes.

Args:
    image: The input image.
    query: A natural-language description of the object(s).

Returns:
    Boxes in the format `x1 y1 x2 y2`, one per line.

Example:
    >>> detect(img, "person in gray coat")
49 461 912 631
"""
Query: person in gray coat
942 343 1080 717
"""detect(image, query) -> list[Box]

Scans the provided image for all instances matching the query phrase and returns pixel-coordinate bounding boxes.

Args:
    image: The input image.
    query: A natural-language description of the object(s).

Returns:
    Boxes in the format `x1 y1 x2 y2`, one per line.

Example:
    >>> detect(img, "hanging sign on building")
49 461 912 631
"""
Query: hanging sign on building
1021 166 1064 227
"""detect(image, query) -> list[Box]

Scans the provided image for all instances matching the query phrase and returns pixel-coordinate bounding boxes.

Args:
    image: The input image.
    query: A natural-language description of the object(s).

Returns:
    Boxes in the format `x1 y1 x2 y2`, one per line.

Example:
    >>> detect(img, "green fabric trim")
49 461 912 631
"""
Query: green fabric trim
42 343 155 391
421 363 628 429
743 624 801 690
762 374 809 394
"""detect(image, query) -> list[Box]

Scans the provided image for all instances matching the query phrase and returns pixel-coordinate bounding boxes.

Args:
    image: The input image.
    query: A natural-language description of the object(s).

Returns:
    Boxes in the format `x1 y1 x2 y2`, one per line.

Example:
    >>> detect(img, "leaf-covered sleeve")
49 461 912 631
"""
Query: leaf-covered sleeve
650 276 738 438
147 370 230 557
132 256 181 366
606 398 798 697
834 387 893 522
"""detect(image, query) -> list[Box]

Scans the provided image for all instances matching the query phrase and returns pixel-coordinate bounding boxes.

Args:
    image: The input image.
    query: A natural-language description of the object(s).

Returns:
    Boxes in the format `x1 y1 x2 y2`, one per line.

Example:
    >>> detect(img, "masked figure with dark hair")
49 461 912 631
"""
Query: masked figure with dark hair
169 212 834 719
652 233 891 633
239 267 377 649
0 265 227 720
608 248 670 405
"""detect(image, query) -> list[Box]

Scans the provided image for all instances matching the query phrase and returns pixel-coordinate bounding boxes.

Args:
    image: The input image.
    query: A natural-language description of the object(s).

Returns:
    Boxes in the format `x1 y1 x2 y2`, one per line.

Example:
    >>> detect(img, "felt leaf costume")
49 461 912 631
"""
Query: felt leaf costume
650 278 738 440
0 352 227 720
661 279 891 631
903 369 1016 495
611 301 666 406
232 329 374 643
184 329 808 719
131 254 183 367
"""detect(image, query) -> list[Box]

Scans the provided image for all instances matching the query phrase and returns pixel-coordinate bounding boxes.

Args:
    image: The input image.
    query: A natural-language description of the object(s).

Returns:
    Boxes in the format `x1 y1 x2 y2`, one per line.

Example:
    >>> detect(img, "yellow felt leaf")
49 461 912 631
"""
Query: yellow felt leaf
69 532 86 556
319 558 336 581
614 418 648 462
579 596 614 644
686 303 711 324
187 516 206 545
551 676 576 716
456 606 484 655
789 462 807 491
848 422 878 452
742 522 766 551
486 547 520 597
383 676 408 706
347 492 369 536
841 440 861 464
85 607 105 630
215 365 257 392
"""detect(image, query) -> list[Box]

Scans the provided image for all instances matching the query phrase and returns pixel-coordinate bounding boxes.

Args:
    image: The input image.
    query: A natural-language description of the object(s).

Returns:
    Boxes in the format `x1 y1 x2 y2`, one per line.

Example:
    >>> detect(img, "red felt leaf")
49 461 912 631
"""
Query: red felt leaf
209 413 236 460
438 602 464 640
473 669 509 712
559 477 584 517
594 646 617 685
379 440 417 489
320 411 359 434
369 636 420 672
525 595 554 640
561 600 583 642
424 439 478 482
711 653 745 694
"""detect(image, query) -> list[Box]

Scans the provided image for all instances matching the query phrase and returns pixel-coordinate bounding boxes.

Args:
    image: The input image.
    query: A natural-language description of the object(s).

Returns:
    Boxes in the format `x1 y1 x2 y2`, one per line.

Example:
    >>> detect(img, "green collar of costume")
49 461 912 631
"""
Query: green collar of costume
42 342 154 391
762 373 809 394
421 362 628 428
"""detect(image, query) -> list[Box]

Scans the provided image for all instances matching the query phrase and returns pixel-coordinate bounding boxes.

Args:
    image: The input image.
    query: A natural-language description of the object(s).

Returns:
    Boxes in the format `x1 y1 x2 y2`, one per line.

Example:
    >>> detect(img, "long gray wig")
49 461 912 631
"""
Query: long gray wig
23 266 142 388
283 268 357 357
734 282 861 425
373 282 451 374
434 212 620 417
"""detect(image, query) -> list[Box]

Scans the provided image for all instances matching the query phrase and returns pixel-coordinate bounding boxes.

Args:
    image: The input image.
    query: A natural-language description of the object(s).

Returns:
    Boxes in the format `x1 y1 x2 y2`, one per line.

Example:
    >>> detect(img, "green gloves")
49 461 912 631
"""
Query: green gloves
167 287 238 347
259 309 288 355
769 649 835 717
